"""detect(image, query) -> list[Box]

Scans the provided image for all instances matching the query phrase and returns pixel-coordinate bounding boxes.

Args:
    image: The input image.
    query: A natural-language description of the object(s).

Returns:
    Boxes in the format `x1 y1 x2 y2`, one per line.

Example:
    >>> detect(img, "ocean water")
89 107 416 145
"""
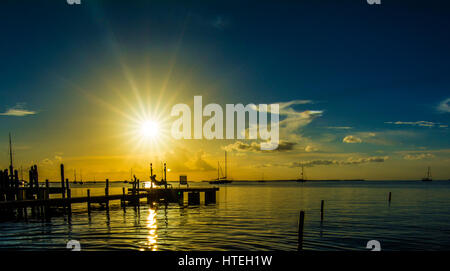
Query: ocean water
0 181 449 251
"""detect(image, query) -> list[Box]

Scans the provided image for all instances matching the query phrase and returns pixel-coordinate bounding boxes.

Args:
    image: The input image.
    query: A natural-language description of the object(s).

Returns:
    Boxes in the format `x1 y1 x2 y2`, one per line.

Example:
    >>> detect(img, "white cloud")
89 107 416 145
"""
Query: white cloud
385 121 446 128
305 145 318 152
343 135 362 143
256 156 389 168
223 140 296 153
437 98 450 113
403 153 435 160
0 103 37 116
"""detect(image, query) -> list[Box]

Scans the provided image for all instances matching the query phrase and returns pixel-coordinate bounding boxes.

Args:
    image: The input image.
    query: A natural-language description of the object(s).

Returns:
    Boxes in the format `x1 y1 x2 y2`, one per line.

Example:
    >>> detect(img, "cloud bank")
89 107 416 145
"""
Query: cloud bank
0 103 37 116
385 121 447 128
223 140 296 153
403 153 435 160
255 156 389 168
343 135 362 143
437 98 450 113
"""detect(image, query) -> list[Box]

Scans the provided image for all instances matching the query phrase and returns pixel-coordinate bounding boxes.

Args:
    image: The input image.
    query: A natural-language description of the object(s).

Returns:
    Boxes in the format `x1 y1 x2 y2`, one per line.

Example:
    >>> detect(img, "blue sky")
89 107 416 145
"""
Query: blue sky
0 0 449 180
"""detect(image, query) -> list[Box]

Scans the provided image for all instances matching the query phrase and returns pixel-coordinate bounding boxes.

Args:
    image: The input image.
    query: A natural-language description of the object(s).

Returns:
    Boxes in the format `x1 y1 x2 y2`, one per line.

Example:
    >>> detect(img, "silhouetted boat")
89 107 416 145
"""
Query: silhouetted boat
296 164 307 182
422 166 432 182
73 169 77 184
209 151 233 184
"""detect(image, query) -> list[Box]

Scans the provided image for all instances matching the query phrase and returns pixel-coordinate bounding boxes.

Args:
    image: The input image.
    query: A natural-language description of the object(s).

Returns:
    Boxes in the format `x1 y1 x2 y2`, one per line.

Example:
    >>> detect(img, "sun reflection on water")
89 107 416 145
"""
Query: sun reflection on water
146 208 158 251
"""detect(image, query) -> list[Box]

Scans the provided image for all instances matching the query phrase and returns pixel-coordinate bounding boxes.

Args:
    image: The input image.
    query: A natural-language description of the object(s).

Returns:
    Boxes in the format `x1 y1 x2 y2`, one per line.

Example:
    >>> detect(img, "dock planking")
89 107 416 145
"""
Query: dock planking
0 187 219 209
1 162 219 220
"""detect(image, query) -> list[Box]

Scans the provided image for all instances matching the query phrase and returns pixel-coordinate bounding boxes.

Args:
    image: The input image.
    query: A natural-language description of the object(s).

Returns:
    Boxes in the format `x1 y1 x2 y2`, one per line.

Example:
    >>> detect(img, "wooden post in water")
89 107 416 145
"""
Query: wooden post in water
205 190 216 205
105 179 109 196
60 164 65 199
150 163 153 189
67 188 72 216
87 189 91 214
298 211 305 251
320 200 324 222
121 187 126 209
105 179 109 210
45 180 50 200
164 163 167 189
44 179 50 218
188 192 200 205
388 192 392 202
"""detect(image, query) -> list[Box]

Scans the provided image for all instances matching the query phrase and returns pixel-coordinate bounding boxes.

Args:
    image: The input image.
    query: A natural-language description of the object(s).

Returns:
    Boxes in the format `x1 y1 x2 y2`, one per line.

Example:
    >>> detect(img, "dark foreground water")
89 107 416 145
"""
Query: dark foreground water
0 181 449 251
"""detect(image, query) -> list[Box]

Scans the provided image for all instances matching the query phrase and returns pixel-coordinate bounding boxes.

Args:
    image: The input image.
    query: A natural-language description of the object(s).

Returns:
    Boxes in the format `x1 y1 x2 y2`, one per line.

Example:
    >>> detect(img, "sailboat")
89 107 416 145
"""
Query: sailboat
422 166 432 182
73 169 77 184
79 170 83 185
296 164 307 182
209 151 233 184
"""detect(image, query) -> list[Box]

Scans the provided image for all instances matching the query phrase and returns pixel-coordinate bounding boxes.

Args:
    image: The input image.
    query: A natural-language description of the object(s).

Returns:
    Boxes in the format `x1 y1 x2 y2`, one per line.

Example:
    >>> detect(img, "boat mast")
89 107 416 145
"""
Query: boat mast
225 151 227 179
301 164 304 180
427 166 432 179
9 133 14 178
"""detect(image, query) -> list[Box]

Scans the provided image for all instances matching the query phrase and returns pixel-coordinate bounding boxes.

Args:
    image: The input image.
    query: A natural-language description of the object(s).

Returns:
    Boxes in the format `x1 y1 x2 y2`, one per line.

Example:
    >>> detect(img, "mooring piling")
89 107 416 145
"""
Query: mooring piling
60 164 65 199
205 190 216 205
121 187 126 208
298 210 305 251
67 188 72 216
388 192 392 202
87 189 91 214
188 192 200 205
105 179 110 210
320 200 324 222
44 179 49 199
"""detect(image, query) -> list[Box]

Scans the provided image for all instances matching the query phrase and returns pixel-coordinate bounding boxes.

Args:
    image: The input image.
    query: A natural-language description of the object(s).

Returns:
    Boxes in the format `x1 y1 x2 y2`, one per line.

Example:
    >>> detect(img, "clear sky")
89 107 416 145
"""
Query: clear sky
0 0 449 181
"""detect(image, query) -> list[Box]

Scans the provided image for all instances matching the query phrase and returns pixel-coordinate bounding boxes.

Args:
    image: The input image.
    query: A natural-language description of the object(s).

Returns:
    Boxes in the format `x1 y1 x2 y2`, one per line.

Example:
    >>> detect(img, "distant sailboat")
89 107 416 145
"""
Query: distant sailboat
209 151 233 184
422 166 432 182
296 164 307 182
73 169 77 184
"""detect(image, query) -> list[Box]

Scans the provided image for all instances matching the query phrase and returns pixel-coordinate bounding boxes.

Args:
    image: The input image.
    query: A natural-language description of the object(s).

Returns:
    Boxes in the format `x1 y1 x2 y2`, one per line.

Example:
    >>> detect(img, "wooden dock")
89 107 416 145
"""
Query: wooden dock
0 187 219 208
0 163 219 220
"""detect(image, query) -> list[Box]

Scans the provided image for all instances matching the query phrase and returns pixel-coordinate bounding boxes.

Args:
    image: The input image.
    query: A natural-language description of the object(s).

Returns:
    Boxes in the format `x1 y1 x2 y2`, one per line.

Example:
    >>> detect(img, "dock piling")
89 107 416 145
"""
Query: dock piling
388 192 392 202
121 187 125 206
87 189 91 214
60 164 65 199
105 179 109 210
320 200 324 222
205 191 216 205
188 192 200 205
67 188 72 216
298 211 305 251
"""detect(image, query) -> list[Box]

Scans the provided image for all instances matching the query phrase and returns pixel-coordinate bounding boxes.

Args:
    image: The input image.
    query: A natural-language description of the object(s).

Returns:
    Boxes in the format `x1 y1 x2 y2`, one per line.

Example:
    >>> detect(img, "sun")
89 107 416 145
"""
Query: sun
140 120 160 139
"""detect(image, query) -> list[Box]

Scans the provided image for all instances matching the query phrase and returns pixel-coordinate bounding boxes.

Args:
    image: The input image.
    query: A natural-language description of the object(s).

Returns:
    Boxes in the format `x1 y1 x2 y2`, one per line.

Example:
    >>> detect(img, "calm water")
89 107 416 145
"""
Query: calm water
1 181 449 251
